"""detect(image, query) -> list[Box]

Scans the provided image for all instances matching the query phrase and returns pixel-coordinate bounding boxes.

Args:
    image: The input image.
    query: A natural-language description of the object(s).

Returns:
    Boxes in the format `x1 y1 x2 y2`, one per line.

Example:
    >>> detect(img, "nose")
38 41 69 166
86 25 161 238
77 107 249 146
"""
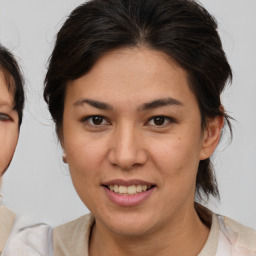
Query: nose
108 124 147 170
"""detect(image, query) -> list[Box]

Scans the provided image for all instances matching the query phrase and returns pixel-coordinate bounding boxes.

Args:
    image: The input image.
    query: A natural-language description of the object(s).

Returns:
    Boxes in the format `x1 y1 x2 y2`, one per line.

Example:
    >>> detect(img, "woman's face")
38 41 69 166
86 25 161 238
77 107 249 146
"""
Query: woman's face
62 47 221 236
0 70 19 177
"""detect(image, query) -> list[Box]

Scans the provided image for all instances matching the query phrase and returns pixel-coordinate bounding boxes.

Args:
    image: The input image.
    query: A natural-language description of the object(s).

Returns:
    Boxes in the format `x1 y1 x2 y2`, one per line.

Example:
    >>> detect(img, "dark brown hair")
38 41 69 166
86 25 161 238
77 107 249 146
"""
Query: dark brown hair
44 0 232 200
0 44 24 126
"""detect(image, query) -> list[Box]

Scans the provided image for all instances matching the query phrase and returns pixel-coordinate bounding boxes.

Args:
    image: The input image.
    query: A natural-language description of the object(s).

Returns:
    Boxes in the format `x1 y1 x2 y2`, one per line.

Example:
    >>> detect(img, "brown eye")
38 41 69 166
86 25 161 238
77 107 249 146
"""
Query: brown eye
147 116 175 127
92 116 103 125
153 117 165 126
85 115 109 126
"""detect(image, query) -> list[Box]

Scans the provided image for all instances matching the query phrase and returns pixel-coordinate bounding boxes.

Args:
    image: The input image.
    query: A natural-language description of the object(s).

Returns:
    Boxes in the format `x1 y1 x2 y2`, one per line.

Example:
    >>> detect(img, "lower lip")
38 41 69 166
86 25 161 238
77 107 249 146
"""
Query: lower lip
103 186 155 207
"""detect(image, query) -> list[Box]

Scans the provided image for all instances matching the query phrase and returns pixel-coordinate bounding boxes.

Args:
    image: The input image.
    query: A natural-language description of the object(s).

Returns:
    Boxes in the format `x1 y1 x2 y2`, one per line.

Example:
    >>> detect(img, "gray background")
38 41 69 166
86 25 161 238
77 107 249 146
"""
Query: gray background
0 0 255 229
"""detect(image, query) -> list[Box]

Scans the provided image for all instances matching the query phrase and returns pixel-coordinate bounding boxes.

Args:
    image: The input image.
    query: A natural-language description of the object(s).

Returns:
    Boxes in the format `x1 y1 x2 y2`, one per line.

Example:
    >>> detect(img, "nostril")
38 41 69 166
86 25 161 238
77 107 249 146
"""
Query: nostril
108 149 147 170
109 153 139 170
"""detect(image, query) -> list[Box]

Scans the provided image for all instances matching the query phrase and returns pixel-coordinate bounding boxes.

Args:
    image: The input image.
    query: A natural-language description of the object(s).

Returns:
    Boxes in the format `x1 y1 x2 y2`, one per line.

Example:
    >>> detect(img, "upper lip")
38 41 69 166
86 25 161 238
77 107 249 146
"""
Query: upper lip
103 179 155 187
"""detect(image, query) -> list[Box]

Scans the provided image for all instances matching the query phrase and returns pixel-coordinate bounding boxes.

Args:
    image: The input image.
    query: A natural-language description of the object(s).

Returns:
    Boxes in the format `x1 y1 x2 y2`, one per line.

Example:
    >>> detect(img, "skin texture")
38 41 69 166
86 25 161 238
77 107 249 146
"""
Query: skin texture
0 70 19 179
62 47 223 256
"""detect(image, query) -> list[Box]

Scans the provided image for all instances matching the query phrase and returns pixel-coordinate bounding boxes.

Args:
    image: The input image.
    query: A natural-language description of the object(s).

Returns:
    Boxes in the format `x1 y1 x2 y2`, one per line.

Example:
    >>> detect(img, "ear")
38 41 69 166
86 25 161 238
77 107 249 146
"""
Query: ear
59 133 68 164
200 115 224 160
62 152 68 164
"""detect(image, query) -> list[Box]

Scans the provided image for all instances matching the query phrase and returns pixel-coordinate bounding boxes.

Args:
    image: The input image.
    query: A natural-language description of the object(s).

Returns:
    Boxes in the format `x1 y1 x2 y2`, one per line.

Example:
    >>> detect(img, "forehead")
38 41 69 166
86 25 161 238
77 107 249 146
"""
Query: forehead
66 47 197 107
90 47 186 83
0 70 14 107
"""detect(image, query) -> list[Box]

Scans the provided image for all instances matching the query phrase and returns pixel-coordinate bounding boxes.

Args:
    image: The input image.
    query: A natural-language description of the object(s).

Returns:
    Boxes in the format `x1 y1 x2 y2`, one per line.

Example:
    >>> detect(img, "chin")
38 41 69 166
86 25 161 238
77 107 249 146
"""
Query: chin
109 222 154 237
97 210 159 237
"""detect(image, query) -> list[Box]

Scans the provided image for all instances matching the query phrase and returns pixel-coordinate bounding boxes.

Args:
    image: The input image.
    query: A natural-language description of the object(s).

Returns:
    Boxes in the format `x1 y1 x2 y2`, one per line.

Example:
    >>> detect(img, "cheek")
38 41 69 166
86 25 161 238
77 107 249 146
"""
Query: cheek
0 125 19 175
150 127 202 191
150 136 201 211
66 131 106 167
152 135 201 171
66 137 108 210
64 132 107 191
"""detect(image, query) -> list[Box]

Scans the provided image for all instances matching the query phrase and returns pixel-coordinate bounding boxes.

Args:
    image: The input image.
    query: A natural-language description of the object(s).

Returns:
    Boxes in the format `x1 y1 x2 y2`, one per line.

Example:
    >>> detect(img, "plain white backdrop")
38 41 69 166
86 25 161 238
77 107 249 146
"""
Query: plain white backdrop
0 0 255 229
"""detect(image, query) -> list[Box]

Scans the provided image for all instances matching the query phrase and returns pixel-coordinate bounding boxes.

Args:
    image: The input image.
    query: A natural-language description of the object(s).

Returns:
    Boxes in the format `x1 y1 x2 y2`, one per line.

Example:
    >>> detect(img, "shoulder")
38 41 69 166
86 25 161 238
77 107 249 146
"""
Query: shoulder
54 213 93 235
53 213 94 256
217 214 256 255
2 223 53 256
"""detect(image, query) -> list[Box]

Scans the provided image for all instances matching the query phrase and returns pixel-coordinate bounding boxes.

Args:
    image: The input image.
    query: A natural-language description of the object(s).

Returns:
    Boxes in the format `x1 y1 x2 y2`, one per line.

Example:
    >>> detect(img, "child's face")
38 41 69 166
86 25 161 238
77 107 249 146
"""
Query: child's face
0 70 19 176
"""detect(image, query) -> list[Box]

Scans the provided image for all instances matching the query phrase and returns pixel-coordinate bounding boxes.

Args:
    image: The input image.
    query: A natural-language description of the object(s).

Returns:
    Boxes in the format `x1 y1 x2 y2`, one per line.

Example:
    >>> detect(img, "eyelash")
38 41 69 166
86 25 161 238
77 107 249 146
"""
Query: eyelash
0 113 12 122
81 115 176 128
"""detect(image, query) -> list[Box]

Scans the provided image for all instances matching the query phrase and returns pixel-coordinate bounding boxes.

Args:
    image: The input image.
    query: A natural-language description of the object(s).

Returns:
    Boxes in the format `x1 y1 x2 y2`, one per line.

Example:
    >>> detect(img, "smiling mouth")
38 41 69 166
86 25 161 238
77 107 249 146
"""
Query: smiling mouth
104 184 155 196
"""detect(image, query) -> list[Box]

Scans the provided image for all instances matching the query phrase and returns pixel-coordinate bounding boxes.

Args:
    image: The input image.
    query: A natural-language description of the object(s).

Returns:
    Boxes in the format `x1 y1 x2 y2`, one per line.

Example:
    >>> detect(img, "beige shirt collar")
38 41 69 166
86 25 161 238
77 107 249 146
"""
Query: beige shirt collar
53 214 94 256
53 212 221 256
0 206 15 253
198 213 220 256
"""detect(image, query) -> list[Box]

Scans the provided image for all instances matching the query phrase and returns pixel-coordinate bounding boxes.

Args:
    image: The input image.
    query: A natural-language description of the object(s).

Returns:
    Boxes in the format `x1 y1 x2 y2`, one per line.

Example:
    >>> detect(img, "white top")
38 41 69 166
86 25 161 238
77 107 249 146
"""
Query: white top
2 224 53 256
3 212 256 256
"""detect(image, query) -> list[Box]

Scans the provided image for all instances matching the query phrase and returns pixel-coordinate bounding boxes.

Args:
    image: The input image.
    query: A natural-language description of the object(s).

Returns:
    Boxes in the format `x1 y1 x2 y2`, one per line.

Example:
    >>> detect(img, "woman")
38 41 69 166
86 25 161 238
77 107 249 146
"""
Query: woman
0 44 24 254
6 0 256 255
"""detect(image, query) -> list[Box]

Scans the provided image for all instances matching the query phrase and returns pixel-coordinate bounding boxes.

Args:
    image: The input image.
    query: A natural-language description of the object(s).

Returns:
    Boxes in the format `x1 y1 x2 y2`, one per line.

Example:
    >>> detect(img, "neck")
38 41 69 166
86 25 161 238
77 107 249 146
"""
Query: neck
89 206 210 256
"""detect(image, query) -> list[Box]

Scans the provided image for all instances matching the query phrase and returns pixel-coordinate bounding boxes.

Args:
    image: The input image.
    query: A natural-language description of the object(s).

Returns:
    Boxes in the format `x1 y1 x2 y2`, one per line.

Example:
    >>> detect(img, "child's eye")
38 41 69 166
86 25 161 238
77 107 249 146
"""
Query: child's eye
0 113 11 122
83 115 110 126
147 116 175 127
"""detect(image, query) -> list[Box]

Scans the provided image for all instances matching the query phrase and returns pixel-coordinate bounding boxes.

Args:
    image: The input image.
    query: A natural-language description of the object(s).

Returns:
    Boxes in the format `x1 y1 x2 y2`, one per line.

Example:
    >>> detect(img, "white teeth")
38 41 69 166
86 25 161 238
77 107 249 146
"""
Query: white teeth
142 185 147 192
114 185 119 193
127 185 136 194
136 185 143 193
119 185 127 194
108 184 152 195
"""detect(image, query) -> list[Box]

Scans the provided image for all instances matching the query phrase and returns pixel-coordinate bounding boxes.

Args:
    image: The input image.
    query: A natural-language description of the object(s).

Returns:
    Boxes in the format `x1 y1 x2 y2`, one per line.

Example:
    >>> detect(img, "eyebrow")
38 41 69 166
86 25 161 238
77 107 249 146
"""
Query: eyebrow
137 97 183 111
73 99 113 110
74 97 183 111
